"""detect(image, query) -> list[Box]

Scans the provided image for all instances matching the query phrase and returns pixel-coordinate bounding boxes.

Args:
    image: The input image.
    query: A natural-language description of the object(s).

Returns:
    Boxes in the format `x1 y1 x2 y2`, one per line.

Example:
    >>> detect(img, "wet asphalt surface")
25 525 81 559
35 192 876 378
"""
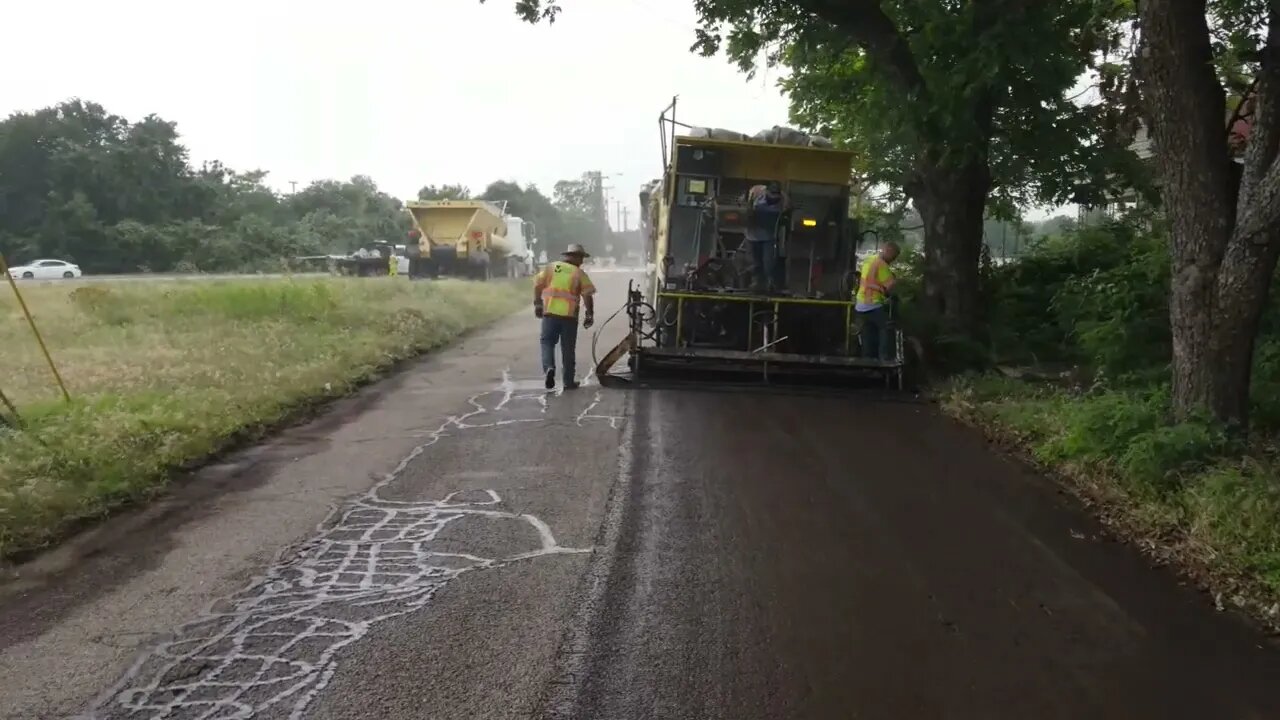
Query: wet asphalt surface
549 389 1280 720
3 272 1280 719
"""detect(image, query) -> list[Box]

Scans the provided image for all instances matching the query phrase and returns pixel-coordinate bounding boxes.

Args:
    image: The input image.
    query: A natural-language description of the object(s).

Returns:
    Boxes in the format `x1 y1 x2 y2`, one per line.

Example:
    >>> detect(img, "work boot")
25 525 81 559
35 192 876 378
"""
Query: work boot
563 379 581 390
545 368 556 390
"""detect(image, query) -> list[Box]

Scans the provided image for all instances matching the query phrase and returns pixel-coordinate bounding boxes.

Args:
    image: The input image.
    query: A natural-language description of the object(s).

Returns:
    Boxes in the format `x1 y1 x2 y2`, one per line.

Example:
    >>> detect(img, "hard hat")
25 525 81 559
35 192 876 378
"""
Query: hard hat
563 244 590 257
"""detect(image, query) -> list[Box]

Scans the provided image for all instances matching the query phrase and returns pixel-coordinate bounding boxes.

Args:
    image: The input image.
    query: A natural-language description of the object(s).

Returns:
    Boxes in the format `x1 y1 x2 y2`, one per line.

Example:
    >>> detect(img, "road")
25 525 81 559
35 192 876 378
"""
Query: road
2 272 1278 719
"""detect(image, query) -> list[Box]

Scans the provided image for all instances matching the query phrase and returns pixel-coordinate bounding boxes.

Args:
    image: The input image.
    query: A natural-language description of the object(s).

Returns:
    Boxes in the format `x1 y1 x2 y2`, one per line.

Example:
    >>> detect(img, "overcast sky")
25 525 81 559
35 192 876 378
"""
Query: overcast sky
4 0 1068 228
3 0 805 231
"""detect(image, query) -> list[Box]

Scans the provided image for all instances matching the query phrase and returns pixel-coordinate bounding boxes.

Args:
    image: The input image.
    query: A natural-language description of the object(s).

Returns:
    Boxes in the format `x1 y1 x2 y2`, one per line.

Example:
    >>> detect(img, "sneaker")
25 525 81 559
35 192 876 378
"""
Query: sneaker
544 368 556 390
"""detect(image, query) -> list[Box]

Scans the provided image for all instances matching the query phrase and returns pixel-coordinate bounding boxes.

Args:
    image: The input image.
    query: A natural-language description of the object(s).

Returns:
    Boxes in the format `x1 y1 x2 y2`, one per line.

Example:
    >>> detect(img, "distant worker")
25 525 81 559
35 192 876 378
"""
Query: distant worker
534 243 596 390
747 181 787 293
388 252 398 277
855 242 900 361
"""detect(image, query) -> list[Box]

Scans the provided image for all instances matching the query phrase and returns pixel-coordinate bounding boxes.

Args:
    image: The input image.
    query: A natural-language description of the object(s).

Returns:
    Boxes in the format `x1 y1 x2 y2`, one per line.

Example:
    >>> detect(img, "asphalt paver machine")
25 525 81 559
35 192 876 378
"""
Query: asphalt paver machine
595 99 908 390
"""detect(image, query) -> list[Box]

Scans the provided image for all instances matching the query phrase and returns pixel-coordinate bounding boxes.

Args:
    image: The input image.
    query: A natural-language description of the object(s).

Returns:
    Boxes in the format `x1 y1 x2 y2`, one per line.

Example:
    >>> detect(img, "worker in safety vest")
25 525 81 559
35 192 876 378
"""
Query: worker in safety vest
534 244 596 390
388 252 398 277
855 241 900 361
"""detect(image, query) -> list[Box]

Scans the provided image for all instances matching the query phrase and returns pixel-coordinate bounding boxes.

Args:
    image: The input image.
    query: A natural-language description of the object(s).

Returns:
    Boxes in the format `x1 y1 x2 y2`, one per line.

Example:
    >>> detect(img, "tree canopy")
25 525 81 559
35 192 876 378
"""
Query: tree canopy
0 100 411 273
499 0 1136 344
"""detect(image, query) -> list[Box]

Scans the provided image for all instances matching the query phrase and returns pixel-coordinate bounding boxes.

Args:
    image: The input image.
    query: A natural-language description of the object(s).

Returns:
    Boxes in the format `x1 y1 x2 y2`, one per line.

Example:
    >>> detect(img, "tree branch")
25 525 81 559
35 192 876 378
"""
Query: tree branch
1237 11 1280 238
790 0 928 99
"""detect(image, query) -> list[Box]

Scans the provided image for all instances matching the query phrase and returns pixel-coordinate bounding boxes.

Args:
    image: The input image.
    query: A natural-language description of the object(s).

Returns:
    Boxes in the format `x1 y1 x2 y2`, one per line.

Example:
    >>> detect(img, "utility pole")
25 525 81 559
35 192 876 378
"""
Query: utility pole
589 170 623 254
622 206 629 233
289 180 298 194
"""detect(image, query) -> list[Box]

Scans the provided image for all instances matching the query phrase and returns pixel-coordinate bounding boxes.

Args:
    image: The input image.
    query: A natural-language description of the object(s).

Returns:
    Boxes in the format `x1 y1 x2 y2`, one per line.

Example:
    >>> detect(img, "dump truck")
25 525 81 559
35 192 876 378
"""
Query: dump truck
595 98 908 390
404 200 523 280
502 214 538 277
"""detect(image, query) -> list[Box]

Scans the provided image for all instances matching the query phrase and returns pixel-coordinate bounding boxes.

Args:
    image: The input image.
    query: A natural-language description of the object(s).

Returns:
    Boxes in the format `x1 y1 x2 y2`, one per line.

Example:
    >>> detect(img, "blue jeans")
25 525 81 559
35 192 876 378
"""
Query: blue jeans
749 239 784 290
858 306 895 361
540 315 579 382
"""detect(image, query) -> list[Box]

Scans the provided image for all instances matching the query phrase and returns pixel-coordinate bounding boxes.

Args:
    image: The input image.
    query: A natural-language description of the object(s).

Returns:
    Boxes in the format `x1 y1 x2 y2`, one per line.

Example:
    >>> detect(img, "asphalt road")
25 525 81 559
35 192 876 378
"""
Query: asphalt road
2 272 1279 719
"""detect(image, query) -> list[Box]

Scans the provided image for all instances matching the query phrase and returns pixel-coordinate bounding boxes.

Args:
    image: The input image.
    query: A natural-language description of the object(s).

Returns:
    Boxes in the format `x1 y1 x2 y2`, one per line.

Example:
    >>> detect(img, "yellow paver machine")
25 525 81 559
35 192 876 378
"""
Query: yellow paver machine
595 99 908 390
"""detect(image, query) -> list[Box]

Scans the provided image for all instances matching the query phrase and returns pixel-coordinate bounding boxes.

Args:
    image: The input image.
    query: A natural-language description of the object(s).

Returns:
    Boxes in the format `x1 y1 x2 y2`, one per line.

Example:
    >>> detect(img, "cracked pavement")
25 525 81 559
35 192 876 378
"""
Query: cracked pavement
4 271 1280 720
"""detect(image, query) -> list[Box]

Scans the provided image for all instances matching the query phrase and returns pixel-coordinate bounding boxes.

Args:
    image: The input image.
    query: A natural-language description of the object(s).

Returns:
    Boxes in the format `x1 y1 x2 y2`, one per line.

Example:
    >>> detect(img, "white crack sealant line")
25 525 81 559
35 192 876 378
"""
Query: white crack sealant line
82 369 622 720
575 391 625 429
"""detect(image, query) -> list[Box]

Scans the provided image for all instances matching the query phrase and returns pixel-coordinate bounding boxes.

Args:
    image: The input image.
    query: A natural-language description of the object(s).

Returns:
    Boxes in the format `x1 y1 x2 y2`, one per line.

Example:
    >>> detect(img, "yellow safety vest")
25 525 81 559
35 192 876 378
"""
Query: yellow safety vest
540 261 586 318
855 256 893 306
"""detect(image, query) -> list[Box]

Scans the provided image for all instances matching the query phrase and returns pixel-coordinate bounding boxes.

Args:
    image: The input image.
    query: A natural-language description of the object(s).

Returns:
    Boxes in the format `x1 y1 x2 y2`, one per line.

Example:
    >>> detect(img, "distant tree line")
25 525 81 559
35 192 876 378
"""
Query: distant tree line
416 172 627 260
0 100 633 275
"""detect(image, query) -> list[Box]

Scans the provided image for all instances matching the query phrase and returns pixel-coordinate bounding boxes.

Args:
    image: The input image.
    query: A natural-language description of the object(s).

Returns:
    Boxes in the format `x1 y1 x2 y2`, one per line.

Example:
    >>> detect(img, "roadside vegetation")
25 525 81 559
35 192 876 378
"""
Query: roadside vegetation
501 1 1280 624
936 217 1280 624
0 277 525 559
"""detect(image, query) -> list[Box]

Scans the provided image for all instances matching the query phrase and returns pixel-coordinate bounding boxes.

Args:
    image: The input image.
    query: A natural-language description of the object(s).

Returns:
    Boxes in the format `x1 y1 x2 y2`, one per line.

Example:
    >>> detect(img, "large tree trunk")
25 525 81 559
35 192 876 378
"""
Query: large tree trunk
1140 0 1280 429
912 160 991 341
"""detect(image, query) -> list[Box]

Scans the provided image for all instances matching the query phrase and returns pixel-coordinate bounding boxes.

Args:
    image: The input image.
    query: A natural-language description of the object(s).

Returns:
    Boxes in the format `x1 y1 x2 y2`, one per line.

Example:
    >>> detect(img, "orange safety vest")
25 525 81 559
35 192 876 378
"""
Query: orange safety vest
540 261 586 317
855 256 893 306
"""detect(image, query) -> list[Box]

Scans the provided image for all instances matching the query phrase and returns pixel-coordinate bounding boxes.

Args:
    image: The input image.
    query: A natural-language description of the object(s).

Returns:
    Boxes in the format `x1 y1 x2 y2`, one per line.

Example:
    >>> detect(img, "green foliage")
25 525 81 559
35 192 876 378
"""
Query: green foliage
1032 388 1224 492
0 100 409 273
979 219 1170 376
417 184 471 201
946 375 1280 601
1184 462 1280 592
480 176 616 258
682 1 1138 210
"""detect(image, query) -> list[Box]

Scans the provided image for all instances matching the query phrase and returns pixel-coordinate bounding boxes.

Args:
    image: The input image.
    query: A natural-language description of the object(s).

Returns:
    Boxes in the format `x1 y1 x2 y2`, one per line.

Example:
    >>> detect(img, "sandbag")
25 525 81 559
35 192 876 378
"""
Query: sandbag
753 125 835 148
690 126 750 141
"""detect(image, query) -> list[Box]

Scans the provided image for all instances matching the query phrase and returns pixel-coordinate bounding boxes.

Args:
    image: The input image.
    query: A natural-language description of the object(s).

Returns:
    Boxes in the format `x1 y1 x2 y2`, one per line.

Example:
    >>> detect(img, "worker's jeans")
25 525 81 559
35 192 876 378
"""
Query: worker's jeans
540 315 579 382
749 239 785 291
858 306 895 362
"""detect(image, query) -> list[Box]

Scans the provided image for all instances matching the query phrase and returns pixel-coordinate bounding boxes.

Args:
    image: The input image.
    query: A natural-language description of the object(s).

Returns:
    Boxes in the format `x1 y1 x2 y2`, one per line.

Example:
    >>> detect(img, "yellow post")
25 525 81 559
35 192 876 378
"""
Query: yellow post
0 253 71 402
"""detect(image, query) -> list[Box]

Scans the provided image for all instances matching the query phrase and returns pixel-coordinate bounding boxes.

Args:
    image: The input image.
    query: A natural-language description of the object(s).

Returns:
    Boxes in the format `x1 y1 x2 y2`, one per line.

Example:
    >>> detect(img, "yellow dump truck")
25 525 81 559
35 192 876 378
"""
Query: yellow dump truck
404 200 516 280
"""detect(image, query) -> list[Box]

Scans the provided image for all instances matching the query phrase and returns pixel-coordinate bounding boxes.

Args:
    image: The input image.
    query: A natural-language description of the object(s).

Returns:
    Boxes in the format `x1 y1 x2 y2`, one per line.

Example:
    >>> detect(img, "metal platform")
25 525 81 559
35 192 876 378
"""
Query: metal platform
640 346 901 369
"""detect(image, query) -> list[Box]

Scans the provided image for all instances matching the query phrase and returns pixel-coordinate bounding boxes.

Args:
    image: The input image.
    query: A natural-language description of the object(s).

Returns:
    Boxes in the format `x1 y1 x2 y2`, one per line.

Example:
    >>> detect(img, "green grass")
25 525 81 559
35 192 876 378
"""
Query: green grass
0 277 525 559
943 375 1280 620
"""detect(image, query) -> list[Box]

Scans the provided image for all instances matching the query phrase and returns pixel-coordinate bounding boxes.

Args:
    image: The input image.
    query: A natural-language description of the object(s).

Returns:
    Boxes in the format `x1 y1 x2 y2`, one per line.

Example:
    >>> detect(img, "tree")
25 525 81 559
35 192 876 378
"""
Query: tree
417 183 471 201
551 174 598 216
0 99 409 272
1135 0 1280 427
496 0 1132 346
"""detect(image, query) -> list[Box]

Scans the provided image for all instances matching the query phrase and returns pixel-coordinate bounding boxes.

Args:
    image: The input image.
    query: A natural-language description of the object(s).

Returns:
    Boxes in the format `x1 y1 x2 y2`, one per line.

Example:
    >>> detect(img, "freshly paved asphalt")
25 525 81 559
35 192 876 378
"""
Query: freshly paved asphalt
2 272 1278 719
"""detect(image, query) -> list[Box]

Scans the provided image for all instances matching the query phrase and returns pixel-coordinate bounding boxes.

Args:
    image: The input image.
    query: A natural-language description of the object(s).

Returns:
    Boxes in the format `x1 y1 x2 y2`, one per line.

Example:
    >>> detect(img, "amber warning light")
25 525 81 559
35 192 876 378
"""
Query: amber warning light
801 218 818 227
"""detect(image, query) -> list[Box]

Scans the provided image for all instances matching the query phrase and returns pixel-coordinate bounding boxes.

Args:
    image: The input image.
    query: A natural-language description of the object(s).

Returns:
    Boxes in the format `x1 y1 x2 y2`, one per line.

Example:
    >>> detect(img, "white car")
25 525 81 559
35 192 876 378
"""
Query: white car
7 259 83 280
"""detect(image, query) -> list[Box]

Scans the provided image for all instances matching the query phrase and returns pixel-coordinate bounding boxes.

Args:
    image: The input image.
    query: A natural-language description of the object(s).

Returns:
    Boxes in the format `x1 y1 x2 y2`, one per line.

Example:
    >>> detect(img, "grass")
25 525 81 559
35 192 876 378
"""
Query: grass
0 276 526 559
942 375 1280 626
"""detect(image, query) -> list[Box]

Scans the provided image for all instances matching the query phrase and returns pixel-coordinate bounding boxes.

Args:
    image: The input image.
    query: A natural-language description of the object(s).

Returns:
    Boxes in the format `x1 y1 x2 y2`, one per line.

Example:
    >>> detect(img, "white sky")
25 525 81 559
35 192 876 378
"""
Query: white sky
4 0 1076 228
2 0 799 231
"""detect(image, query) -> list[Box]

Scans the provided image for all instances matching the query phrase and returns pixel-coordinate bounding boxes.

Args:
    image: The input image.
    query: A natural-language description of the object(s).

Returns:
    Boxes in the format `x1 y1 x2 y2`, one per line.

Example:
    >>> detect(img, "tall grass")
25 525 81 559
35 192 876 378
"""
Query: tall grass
0 277 525 558
945 374 1280 618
